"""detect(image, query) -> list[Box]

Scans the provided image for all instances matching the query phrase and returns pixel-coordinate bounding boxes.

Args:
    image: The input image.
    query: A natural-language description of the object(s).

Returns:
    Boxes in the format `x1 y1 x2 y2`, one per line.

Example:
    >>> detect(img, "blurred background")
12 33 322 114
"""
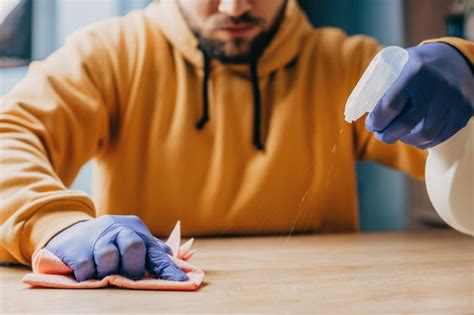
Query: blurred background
1 0 473 232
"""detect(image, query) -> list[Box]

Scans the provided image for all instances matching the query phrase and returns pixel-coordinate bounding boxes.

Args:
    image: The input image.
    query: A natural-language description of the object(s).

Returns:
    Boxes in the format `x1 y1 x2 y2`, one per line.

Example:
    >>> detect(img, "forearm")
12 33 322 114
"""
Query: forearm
0 130 95 264
0 24 120 264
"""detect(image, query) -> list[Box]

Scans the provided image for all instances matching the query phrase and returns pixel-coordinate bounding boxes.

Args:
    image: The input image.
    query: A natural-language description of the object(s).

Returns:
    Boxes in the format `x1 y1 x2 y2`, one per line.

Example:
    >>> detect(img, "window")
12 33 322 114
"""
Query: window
0 0 32 68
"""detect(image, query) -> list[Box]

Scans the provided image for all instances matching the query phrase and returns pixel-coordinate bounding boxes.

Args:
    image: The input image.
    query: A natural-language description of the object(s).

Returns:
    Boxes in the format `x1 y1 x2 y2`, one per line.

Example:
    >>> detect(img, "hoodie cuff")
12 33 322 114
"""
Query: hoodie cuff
20 207 95 265
421 37 474 72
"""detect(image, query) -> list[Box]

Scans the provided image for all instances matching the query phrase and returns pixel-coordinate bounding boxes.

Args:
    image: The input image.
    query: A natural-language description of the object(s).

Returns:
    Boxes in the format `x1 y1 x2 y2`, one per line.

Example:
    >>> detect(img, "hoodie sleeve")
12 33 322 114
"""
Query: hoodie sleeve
422 37 474 70
0 20 127 264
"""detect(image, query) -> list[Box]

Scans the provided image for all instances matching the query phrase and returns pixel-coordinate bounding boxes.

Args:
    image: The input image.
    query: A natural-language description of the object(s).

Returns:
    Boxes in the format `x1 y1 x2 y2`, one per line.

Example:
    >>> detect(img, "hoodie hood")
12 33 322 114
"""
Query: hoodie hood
145 0 313 150
146 0 313 77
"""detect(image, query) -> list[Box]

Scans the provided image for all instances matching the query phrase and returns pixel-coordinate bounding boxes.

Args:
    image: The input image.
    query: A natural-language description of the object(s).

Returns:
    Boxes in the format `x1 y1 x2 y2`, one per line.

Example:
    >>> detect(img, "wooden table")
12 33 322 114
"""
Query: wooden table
1 230 472 314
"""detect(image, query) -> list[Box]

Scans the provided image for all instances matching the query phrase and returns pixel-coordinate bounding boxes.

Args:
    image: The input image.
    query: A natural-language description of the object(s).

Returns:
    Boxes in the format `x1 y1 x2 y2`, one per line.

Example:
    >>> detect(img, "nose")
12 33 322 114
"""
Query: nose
218 0 252 17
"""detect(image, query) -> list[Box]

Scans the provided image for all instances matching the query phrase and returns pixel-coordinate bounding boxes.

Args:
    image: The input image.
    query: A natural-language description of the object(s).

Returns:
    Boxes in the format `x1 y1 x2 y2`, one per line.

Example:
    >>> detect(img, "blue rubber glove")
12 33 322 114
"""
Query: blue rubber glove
366 43 474 149
45 215 189 282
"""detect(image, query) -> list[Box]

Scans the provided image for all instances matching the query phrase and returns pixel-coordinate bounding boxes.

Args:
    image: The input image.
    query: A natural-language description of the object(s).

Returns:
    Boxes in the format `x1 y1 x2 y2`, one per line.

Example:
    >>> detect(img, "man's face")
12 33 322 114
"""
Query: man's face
177 0 287 64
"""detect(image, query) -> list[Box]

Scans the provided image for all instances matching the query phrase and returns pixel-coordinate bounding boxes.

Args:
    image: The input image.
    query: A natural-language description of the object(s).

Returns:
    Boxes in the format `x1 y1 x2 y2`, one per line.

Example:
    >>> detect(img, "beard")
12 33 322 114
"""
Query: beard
178 3 287 64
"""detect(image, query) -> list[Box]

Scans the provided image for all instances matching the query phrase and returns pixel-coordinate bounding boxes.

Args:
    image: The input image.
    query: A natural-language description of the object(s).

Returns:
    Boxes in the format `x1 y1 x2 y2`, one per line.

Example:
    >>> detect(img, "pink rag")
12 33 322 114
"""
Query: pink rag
22 221 204 291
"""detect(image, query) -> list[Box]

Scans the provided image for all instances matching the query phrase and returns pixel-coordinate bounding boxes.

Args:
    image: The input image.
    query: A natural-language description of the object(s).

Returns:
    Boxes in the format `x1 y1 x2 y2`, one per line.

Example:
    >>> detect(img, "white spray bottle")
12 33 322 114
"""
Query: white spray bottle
344 46 474 235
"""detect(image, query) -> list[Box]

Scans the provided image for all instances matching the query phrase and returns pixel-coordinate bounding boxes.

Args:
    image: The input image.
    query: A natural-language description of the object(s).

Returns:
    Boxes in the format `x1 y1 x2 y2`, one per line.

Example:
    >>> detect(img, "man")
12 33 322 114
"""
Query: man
0 0 472 282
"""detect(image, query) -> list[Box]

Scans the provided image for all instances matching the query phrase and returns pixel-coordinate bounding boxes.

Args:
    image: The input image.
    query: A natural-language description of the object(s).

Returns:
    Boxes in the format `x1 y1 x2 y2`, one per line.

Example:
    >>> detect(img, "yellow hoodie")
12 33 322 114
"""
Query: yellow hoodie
1 0 473 264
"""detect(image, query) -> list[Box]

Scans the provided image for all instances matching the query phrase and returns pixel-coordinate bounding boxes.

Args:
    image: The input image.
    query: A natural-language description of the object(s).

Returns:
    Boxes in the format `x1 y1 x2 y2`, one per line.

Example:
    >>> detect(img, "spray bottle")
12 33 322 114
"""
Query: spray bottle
344 46 473 235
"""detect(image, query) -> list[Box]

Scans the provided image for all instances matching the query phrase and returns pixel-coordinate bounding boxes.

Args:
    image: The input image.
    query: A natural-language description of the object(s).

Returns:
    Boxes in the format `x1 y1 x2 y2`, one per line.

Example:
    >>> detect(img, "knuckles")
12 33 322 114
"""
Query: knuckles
122 237 146 255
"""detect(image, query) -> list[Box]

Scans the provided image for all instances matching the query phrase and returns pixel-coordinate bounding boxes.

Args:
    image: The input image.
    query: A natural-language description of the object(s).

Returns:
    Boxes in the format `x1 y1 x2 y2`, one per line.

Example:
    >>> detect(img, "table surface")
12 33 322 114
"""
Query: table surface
1 230 473 314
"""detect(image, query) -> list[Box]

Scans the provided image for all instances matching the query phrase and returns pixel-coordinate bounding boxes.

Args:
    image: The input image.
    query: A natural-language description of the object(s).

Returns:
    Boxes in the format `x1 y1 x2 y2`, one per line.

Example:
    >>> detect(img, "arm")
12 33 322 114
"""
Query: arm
352 38 473 178
0 23 120 264
0 16 187 281
361 38 473 233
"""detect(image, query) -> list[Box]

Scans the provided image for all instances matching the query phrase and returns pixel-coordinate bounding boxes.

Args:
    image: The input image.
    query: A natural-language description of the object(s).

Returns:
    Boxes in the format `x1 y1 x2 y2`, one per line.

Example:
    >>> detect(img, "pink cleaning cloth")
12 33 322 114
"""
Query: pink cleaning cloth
22 221 204 291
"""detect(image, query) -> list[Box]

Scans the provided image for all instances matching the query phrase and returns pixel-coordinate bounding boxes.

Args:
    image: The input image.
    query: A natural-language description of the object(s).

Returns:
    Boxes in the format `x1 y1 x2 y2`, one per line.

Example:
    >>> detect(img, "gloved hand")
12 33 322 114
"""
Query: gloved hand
45 215 189 282
365 43 474 149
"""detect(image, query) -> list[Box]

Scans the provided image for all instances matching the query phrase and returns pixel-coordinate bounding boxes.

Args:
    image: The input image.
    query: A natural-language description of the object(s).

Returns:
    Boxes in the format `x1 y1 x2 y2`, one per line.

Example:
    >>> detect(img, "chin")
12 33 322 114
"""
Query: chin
224 45 252 58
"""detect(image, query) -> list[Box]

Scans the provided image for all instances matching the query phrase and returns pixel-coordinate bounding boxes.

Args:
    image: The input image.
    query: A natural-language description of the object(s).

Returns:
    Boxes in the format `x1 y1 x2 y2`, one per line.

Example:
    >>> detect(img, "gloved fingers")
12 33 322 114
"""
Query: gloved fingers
69 256 96 282
400 109 448 148
154 237 173 256
399 91 456 147
44 222 95 282
373 98 425 144
406 100 471 149
400 115 446 149
115 228 147 280
439 98 472 141
93 242 120 279
112 215 173 255
376 87 446 145
136 232 173 256
365 59 417 132
146 244 189 281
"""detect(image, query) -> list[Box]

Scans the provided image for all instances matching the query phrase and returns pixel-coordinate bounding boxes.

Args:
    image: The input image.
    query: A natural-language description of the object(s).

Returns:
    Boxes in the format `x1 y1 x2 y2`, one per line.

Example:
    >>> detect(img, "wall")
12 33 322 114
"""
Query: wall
299 0 405 45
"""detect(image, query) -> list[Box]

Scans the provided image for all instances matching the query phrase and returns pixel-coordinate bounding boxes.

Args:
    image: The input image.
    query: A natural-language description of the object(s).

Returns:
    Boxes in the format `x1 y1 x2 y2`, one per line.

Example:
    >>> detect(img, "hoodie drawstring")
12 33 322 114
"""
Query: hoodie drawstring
195 48 264 151
249 58 264 151
196 49 211 130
